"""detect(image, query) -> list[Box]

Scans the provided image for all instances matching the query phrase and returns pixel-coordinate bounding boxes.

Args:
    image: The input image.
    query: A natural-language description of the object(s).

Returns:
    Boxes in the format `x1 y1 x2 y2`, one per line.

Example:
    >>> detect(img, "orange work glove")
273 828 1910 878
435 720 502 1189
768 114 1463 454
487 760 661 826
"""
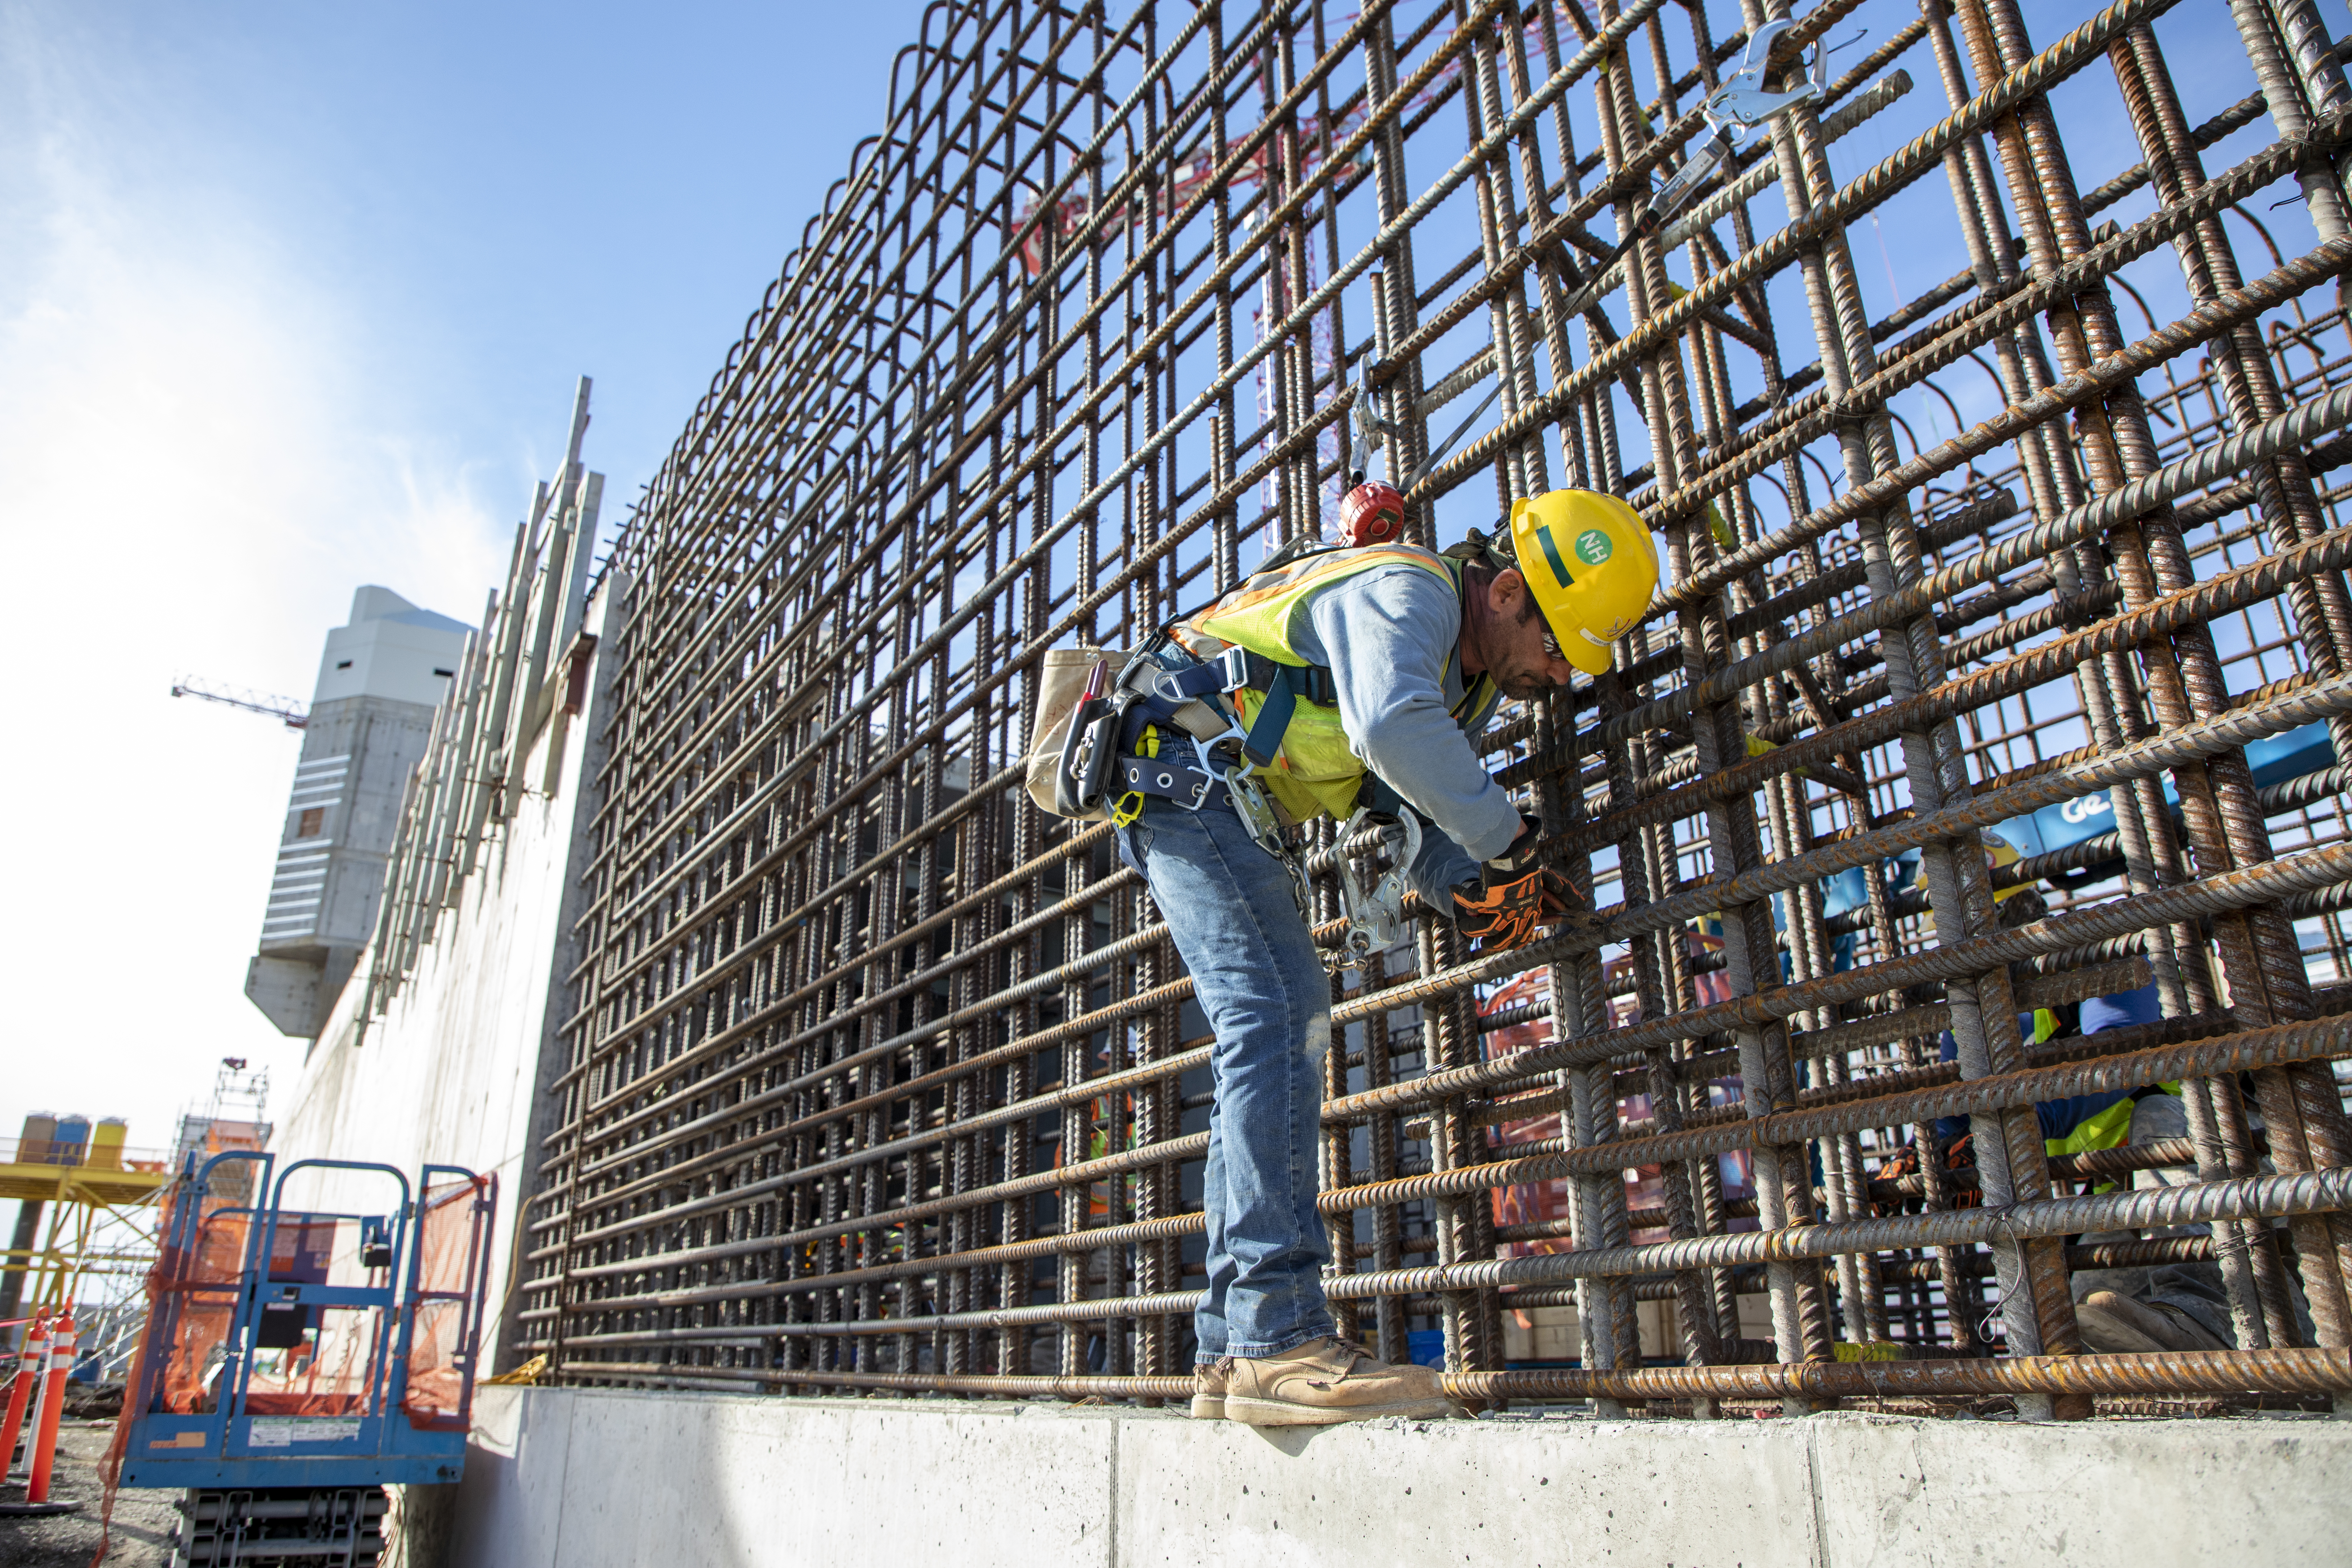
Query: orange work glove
1450 817 1580 951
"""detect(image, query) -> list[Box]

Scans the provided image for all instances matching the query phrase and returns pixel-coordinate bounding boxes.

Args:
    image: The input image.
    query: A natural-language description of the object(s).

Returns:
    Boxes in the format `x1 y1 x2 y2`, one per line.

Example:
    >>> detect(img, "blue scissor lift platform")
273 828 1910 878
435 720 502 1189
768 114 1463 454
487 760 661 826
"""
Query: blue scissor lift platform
116 1152 496 1567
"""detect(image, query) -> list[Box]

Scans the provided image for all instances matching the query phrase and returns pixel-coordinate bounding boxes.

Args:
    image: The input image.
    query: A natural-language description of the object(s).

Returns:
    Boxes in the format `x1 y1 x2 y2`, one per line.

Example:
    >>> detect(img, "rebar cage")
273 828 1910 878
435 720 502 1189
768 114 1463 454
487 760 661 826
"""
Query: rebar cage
511 0 2352 1418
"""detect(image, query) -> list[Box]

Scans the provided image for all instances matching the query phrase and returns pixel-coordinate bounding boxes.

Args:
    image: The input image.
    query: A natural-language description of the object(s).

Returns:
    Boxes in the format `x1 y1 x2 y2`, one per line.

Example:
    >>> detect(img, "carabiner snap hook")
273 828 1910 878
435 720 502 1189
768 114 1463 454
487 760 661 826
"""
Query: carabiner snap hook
1702 18 1827 142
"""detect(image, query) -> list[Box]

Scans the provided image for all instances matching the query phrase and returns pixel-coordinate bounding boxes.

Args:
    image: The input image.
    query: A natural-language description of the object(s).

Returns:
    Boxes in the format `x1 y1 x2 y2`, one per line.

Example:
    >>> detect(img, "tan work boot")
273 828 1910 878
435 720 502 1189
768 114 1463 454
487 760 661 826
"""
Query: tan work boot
2073 1293 2166 1354
1191 1359 1228 1419
1222 1337 1452 1426
2078 1290 2228 1353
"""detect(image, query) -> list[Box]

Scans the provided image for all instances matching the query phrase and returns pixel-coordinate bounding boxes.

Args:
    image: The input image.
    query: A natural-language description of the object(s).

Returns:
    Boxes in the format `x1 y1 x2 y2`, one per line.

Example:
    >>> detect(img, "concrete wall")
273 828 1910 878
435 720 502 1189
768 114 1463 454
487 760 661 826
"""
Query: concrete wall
267 583 614 1370
449 1385 2350 1568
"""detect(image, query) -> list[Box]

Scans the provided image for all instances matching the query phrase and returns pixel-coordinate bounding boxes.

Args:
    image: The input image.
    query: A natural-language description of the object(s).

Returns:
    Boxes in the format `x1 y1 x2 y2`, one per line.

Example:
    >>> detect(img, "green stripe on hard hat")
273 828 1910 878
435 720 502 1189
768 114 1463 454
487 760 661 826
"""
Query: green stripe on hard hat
1534 523 1573 587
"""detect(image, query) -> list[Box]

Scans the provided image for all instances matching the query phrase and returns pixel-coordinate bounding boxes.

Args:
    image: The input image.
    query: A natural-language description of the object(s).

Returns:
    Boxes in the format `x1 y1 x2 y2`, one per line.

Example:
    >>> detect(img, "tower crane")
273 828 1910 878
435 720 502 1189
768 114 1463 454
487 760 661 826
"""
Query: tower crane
169 677 309 730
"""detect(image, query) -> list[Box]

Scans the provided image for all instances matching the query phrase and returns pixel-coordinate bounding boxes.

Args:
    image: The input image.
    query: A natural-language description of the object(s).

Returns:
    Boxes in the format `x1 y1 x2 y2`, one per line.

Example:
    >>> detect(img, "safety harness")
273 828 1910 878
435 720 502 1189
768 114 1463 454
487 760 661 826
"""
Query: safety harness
1066 539 1498 958
1091 538 1494 832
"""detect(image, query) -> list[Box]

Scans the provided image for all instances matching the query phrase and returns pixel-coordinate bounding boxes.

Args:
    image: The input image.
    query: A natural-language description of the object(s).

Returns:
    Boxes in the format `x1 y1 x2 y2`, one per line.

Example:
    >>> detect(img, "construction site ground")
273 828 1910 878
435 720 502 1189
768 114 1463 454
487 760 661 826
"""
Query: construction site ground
2 1417 175 1568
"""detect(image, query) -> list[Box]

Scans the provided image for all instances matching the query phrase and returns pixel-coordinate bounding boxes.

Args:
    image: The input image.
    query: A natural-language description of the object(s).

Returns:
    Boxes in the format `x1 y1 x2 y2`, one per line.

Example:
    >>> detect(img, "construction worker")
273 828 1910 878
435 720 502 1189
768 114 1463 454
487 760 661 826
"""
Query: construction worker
1903 836 2242 1351
1079 490 1656 1425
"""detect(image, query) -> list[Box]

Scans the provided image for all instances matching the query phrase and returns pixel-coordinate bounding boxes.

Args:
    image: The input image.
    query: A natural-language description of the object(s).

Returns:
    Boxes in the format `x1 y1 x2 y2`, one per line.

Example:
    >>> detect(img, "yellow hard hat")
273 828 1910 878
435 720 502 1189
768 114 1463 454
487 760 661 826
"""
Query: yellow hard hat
1912 829 2031 918
1507 490 1660 675
1982 829 2028 902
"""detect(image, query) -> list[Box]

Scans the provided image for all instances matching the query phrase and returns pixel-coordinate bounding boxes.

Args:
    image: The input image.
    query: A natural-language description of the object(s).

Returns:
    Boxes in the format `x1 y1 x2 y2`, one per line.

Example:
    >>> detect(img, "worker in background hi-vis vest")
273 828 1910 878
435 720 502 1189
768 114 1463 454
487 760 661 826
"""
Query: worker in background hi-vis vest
1063 489 1656 1426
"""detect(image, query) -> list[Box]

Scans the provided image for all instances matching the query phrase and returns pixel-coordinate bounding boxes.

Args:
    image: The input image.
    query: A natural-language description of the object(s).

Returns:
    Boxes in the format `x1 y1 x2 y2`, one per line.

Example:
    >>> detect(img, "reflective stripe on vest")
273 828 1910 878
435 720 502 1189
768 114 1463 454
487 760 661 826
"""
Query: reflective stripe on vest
1173 545 1496 823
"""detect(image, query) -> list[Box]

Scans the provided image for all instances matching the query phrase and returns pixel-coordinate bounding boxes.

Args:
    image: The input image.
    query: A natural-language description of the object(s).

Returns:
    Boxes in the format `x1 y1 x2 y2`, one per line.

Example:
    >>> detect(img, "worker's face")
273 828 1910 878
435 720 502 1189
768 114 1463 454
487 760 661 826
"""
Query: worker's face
1484 569 1578 700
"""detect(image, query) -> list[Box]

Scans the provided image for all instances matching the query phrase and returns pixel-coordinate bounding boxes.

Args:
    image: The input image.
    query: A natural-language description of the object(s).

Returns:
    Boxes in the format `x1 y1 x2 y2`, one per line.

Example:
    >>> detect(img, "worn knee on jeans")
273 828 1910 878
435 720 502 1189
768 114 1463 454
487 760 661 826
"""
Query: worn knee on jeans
1301 1009 1332 1061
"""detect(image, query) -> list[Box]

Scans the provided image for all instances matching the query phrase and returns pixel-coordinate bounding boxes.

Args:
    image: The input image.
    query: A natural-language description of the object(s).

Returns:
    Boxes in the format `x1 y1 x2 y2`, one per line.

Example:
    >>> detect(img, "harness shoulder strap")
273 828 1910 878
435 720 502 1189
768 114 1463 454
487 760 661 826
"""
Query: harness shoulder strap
1240 665 1304 768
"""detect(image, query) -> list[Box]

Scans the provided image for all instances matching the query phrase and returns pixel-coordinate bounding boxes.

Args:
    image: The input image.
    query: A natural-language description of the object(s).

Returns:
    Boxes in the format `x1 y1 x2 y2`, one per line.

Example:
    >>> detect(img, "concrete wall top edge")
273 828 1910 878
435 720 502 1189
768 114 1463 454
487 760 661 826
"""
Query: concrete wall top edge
448 1385 2352 1568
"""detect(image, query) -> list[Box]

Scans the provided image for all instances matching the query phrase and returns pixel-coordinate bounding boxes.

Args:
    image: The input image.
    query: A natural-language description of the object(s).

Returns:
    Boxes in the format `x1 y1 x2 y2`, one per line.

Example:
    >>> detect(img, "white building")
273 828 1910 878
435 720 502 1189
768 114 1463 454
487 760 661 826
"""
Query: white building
245 586 472 1039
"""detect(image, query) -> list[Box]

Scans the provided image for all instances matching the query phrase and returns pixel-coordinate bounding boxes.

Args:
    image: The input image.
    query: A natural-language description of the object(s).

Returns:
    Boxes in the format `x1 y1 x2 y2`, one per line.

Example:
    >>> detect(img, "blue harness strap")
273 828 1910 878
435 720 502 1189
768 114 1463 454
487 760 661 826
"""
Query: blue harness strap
1240 665 1303 768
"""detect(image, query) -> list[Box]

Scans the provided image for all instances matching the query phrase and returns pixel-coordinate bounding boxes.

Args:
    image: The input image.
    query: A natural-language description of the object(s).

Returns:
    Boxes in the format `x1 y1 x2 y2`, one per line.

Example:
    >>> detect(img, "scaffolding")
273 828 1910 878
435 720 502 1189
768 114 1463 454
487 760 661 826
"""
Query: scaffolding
0 1128 171 1351
502 0 2352 1418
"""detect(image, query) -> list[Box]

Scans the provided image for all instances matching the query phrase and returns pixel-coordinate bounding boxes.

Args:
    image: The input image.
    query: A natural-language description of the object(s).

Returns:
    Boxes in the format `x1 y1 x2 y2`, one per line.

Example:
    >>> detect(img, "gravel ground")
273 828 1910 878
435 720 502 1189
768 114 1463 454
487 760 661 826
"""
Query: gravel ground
1 1419 178 1568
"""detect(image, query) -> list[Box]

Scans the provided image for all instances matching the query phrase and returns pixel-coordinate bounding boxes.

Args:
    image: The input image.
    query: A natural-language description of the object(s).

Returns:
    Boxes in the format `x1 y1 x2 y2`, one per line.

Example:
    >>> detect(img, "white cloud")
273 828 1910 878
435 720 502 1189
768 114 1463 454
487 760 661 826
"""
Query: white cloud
0 4 509 1167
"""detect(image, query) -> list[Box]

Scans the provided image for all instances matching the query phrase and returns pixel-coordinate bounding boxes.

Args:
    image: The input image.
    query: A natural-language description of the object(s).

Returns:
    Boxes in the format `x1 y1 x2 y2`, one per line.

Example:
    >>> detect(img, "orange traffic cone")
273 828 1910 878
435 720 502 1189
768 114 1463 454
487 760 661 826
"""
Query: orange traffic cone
23 1309 72 1504
0 1314 45 1477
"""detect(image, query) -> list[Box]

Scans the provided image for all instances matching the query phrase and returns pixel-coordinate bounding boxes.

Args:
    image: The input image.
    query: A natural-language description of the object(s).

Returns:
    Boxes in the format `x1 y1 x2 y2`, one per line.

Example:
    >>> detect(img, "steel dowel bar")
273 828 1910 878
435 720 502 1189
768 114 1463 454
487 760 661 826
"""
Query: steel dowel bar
1403 0 2191 503
723 1289 1209 1338
1656 200 2352 610
562 1128 1212 1256
1544 517 2352 853
1321 837 2352 1121
565 1352 2352 1399
1586 377 2352 756
593 0 1651 939
1443 1348 2352 1400
765 1370 1199 1399
567 1212 1212 1304
1320 1013 2352 1206
1324 1168 2352 1297
559 1362 1201 1400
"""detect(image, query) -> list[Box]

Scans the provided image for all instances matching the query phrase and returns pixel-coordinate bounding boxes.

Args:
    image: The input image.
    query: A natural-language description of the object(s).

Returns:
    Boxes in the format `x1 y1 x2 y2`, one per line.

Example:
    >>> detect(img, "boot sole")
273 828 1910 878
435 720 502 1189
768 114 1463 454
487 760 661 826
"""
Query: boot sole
1224 1394 1453 1427
1189 1395 1225 1419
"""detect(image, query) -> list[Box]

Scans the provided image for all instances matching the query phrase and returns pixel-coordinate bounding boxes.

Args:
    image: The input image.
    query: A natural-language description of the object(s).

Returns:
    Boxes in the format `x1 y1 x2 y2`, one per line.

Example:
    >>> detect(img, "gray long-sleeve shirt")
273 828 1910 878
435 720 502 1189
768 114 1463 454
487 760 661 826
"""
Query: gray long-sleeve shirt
1285 560 1524 902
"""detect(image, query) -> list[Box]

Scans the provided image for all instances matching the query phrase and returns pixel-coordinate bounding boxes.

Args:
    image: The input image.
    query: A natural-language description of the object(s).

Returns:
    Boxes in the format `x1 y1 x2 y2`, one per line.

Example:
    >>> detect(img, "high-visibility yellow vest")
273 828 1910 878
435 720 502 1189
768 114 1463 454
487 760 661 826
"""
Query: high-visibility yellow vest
2049 1096 2138 1158
2048 1083 2181 1161
1171 544 1499 823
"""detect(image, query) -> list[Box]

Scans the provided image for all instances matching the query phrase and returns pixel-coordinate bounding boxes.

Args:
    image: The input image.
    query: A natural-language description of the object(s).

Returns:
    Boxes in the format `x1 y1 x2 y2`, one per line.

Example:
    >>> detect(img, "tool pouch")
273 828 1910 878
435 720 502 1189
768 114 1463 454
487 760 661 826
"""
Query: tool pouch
1025 646 1136 820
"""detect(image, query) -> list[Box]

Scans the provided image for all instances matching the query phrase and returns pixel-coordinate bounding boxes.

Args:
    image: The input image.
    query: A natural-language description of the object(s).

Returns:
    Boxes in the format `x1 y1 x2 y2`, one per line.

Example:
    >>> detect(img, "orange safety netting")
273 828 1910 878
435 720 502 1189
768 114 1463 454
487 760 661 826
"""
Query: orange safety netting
401 1174 491 1432
149 1188 252 1415
95 1176 246 1568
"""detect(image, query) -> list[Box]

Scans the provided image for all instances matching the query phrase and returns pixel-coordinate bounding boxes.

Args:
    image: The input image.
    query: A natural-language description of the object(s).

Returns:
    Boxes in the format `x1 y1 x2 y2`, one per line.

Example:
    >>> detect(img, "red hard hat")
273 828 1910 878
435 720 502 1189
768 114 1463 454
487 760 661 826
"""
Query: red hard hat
1338 482 1406 546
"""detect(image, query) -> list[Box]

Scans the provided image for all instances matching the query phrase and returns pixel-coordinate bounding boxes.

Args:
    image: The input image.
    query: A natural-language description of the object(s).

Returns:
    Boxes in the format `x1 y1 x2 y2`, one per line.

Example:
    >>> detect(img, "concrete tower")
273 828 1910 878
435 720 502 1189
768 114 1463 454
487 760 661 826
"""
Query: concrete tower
244 586 471 1038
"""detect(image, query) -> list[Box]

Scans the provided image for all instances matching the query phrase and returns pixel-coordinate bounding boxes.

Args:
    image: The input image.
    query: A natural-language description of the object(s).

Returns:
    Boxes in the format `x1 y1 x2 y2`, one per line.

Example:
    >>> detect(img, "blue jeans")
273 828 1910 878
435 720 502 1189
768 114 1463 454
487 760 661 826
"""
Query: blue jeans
1115 781 1335 1364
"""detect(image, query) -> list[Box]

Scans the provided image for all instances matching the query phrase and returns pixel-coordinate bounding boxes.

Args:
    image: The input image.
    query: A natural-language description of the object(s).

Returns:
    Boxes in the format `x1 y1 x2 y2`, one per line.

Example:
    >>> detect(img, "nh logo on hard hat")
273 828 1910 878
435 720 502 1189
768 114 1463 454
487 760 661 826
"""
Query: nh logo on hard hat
1574 529 1612 566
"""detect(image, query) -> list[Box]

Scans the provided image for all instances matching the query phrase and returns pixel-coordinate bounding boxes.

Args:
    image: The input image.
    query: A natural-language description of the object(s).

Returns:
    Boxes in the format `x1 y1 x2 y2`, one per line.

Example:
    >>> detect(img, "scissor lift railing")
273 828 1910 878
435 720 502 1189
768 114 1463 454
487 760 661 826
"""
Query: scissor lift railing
114 1154 495 1566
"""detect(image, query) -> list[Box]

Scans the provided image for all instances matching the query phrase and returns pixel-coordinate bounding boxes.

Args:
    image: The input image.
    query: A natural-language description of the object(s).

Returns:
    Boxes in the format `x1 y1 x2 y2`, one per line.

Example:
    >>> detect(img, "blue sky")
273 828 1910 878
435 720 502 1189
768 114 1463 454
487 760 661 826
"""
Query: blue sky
0 0 2315 1169
0 1 915 1158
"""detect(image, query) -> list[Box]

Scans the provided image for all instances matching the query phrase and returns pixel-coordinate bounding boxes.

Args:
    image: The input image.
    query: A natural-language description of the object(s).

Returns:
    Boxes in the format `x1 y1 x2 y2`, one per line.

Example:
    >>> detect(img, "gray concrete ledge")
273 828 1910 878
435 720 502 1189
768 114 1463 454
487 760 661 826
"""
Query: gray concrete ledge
449 1384 2350 1567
